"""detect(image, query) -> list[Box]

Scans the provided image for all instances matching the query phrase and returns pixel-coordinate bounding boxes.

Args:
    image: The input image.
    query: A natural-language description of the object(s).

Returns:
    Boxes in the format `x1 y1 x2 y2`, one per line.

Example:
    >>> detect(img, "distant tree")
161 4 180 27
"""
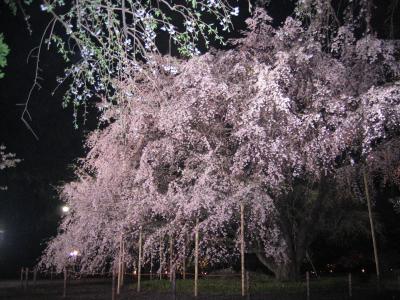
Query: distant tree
0 17 20 189
1 0 33 79
0 33 9 79
0 145 21 191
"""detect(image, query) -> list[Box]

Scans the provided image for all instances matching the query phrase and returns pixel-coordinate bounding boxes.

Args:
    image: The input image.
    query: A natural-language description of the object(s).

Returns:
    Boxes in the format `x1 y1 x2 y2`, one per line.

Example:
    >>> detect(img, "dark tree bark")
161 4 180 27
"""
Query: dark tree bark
254 177 329 281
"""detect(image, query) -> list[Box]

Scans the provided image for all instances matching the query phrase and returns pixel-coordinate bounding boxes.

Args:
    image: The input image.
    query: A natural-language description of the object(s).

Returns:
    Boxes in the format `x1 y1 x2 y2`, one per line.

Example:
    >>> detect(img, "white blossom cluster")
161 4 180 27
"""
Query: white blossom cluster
39 0 239 125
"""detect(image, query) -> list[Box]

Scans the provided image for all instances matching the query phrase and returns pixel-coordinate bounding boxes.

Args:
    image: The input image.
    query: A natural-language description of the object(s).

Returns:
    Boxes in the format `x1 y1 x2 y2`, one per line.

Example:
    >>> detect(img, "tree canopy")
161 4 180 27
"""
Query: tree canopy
40 2 400 280
18 0 241 130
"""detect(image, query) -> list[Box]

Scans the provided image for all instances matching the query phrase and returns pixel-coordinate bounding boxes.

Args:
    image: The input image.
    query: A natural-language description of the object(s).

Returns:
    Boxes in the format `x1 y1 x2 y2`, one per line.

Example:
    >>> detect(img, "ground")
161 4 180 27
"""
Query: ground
0 275 399 299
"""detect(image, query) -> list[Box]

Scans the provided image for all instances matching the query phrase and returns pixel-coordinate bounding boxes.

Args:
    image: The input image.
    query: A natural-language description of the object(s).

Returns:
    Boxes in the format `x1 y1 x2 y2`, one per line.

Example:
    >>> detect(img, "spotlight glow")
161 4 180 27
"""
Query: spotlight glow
62 206 70 213
69 250 79 257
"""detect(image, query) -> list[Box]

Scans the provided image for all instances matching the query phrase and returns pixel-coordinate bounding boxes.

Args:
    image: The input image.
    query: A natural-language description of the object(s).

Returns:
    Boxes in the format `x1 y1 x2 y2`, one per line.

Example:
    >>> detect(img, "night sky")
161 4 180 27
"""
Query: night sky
0 0 399 279
0 2 95 277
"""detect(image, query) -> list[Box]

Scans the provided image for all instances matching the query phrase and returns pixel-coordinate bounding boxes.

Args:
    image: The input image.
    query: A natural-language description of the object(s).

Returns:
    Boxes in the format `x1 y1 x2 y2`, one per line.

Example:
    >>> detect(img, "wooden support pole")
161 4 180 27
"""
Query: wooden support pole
172 268 176 300
50 268 53 280
306 271 310 300
182 236 186 280
20 267 24 288
150 250 153 280
363 170 381 285
348 273 352 298
159 235 163 280
63 268 67 298
246 271 250 300
194 218 199 297
33 268 37 285
24 267 28 289
240 203 245 297
117 236 122 295
137 227 142 292
306 251 319 279
112 267 116 300
121 241 125 287
169 235 173 282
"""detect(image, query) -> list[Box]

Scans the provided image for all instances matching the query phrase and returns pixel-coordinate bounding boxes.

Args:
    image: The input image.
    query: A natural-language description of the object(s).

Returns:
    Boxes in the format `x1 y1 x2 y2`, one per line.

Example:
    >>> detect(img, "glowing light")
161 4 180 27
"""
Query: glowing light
361 268 365 273
62 206 70 213
133 270 137 275
69 250 79 257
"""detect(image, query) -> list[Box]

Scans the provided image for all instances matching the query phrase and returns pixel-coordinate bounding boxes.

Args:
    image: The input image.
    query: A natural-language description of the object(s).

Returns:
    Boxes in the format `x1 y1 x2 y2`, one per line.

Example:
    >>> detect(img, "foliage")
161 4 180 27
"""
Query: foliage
39 2 400 279
0 145 21 191
0 33 10 79
21 0 240 128
3 0 33 15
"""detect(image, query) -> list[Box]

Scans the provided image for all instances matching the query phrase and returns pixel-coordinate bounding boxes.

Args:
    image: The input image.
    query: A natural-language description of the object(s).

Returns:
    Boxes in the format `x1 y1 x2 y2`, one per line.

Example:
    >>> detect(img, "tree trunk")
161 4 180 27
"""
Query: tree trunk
275 262 299 281
255 250 301 281
255 177 329 281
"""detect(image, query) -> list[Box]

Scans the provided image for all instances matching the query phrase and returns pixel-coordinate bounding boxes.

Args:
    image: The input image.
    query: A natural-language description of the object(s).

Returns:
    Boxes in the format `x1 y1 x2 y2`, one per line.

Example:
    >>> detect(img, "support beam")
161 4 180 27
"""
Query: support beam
240 203 245 297
363 169 380 285
159 235 163 280
194 218 199 297
117 235 122 295
138 228 142 292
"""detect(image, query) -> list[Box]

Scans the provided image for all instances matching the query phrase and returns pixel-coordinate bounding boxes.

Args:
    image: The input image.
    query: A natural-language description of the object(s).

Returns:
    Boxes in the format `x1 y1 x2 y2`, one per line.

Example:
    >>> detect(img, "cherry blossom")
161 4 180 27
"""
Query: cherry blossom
40 7 400 280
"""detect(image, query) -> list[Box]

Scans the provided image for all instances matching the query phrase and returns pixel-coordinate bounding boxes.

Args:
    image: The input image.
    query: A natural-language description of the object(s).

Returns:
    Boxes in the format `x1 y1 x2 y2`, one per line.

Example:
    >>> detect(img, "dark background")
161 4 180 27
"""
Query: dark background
0 0 399 279
0 2 95 278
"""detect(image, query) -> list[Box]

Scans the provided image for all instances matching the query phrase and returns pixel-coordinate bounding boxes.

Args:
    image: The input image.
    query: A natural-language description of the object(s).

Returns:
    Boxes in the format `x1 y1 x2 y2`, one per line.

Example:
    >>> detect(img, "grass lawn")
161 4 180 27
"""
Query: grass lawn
1 274 399 299
129 273 399 295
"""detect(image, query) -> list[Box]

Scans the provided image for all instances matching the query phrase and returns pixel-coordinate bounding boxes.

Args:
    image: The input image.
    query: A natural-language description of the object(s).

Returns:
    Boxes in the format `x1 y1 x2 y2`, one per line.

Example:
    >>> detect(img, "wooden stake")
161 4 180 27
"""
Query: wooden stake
24 267 28 289
169 235 173 282
306 251 319 279
33 268 37 285
150 250 153 280
63 268 67 298
117 236 122 295
50 268 53 280
20 267 24 288
363 169 381 285
194 218 199 297
172 268 176 300
159 235 163 280
112 267 116 300
121 241 125 287
182 235 186 280
137 227 142 292
306 271 310 300
240 203 245 297
348 273 352 298
246 271 250 300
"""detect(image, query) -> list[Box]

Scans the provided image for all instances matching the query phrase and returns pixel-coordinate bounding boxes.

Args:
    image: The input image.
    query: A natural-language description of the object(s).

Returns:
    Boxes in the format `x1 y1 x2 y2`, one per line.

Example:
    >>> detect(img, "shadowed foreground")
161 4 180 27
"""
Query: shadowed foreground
1 276 400 300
